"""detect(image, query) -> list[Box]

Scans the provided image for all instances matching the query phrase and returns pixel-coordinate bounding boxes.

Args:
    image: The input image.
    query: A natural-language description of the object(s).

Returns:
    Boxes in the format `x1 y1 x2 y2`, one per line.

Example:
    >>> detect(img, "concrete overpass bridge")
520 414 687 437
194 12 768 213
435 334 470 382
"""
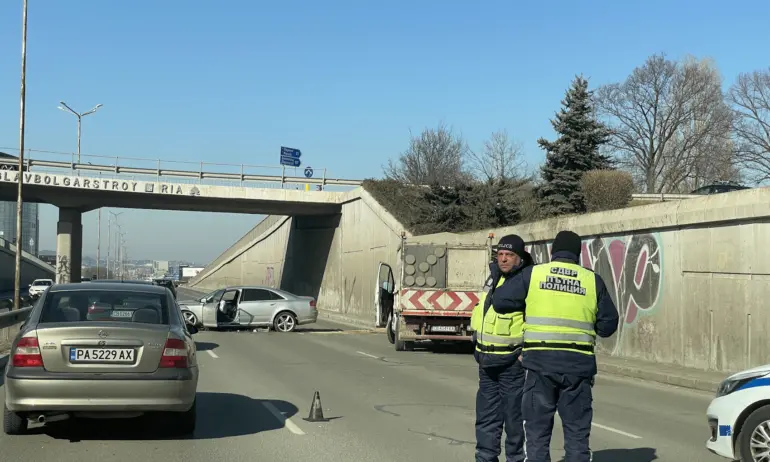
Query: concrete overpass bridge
0 152 362 283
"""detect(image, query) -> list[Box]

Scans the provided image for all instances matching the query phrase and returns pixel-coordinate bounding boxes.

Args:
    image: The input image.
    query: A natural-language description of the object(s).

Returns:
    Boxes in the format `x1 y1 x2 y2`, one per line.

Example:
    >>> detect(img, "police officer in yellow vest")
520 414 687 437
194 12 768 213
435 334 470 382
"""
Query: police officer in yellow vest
493 231 619 462
470 234 533 462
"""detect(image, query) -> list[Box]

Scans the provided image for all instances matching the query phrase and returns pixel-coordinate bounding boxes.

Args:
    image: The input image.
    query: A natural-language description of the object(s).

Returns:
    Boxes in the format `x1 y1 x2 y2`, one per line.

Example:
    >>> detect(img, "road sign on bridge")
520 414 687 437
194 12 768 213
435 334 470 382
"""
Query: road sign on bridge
304 167 314 178
280 147 302 168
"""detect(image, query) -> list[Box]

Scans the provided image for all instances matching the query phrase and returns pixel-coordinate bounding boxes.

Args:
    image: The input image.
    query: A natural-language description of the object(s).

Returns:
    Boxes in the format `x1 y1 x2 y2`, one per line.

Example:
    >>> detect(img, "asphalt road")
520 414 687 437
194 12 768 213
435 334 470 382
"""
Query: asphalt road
0 288 722 462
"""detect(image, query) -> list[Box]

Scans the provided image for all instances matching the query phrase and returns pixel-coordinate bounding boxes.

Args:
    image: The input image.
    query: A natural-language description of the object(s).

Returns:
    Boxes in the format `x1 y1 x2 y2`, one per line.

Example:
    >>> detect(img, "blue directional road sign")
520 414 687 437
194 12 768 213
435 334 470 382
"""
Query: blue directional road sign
280 146 302 167
281 156 301 167
304 166 314 178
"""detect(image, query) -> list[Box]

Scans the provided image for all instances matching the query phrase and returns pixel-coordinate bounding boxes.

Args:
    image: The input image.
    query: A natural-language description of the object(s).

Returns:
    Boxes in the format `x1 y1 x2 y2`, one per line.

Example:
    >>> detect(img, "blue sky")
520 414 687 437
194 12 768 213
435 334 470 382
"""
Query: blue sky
1 0 768 263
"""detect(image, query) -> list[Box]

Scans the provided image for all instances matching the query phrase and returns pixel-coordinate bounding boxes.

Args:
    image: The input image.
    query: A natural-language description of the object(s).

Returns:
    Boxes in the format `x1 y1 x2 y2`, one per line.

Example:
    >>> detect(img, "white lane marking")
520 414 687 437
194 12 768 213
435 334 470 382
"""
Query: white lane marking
262 401 305 435
206 350 219 359
555 414 642 439
356 351 379 359
592 422 642 439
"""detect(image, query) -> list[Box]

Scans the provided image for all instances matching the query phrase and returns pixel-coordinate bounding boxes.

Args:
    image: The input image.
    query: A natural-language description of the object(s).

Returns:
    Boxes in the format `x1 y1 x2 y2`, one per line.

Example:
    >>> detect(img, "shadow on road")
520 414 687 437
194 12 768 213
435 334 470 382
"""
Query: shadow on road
295 327 344 333
411 341 474 355
34 392 299 442
564 447 658 462
194 341 219 351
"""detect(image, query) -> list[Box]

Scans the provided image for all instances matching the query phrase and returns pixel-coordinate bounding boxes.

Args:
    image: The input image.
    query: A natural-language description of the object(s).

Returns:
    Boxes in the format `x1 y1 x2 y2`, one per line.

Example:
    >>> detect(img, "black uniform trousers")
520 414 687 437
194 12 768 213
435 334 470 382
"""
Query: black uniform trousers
475 351 526 462
522 368 594 462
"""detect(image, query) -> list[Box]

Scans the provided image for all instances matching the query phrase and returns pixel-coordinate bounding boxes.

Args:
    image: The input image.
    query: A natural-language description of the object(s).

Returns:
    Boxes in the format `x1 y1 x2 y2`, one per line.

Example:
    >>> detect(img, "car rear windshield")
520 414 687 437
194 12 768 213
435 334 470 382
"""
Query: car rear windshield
33 280 52 286
39 290 170 325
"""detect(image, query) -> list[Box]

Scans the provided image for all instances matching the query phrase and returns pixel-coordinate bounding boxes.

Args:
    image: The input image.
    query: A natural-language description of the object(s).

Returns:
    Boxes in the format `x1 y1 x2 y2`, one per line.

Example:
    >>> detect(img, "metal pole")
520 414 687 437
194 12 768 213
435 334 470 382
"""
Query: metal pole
106 214 111 279
116 234 121 279
14 0 28 312
96 208 100 278
77 116 81 164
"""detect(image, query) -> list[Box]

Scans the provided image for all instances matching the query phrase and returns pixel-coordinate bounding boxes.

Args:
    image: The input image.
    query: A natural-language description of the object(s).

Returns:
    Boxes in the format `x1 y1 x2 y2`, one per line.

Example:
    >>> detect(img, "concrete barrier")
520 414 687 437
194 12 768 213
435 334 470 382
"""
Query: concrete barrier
0 306 33 353
0 237 55 292
190 185 770 375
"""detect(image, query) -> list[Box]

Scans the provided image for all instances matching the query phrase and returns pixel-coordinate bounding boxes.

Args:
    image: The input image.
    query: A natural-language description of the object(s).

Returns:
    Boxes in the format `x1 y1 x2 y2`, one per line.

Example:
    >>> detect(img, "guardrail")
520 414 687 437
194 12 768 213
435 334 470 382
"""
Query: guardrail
0 147 364 189
631 193 701 201
0 306 32 329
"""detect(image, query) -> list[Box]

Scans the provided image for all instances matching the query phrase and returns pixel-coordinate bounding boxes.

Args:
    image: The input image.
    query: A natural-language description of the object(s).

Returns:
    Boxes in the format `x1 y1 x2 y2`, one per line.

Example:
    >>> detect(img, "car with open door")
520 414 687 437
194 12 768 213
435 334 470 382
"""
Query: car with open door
197 285 317 333
2 282 199 436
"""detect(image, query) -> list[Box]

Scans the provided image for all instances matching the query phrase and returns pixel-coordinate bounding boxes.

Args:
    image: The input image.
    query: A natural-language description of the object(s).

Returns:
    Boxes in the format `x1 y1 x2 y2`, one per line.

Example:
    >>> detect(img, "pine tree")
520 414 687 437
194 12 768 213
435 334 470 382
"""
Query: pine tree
537 75 613 216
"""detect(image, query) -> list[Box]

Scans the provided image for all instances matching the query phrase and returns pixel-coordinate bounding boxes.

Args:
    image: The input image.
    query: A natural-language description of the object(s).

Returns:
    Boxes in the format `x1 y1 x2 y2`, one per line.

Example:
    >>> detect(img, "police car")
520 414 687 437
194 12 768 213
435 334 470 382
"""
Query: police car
707 364 770 461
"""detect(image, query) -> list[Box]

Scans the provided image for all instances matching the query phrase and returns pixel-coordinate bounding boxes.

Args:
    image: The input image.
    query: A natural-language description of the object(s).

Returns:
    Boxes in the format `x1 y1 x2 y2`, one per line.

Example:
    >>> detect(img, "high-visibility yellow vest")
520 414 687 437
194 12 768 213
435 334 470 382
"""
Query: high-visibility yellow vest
470 276 525 355
522 261 598 356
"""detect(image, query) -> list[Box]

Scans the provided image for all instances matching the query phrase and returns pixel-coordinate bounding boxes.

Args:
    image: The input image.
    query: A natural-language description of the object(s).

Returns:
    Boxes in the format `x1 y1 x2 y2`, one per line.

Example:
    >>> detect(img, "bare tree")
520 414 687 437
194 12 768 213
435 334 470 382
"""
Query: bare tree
384 123 470 185
596 54 733 193
468 129 527 182
728 68 770 184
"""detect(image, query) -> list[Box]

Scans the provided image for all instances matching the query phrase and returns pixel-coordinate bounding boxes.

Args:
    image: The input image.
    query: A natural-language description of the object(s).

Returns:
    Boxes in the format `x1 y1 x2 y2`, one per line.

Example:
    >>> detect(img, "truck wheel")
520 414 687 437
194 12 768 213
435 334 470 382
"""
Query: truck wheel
738 404 770 462
386 312 395 345
394 317 414 352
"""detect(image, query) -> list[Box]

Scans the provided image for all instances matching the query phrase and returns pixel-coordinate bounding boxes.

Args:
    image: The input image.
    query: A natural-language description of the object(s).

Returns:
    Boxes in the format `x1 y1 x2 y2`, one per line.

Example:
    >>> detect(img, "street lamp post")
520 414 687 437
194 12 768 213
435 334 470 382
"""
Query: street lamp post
58 101 103 280
13 0 29 311
57 101 102 164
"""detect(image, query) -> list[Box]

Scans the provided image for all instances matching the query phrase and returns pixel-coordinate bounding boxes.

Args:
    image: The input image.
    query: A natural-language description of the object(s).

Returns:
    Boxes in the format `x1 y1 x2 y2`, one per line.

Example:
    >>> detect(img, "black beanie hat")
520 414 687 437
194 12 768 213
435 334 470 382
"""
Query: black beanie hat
551 230 582 257
497 234 533 265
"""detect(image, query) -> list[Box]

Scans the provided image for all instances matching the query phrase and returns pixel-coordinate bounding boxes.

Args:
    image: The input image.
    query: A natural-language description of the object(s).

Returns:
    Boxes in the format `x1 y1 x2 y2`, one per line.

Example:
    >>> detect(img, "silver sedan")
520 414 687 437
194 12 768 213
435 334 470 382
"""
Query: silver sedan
179 286 318 333
3 282 199 436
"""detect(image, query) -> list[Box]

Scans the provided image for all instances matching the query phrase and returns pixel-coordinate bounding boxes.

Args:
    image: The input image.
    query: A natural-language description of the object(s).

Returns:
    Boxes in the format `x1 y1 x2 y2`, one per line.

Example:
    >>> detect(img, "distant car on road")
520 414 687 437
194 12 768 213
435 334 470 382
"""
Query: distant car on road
706 364 770 461
691 182 750 195
28 279 53 298
179 286 317 332
2 282 199 436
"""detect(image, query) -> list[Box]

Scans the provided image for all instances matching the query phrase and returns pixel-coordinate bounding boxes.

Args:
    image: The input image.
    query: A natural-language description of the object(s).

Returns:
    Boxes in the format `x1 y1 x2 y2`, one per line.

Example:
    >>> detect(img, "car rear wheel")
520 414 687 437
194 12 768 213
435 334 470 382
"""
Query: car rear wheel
738 404 770 461
3 403 27 435
273 311 297 333
167 399 196 436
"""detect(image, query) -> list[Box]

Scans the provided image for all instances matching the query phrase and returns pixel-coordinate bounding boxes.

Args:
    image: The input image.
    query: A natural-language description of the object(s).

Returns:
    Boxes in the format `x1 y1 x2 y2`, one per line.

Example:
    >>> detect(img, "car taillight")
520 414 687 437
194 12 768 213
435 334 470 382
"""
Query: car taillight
159 338 188 368
309 300 316 308
12 335 43 367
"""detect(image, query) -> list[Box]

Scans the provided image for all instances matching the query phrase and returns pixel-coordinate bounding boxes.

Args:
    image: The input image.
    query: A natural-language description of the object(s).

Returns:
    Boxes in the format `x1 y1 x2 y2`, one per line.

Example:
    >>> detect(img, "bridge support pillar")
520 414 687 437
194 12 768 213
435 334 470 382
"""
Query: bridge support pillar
56 208 82 284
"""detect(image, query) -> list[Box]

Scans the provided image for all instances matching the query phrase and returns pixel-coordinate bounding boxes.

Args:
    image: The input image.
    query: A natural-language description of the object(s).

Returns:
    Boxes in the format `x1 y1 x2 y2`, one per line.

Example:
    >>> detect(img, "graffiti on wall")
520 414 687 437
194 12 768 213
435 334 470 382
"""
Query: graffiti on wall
56 255 70 284
526 233 663 355
264 266 275 288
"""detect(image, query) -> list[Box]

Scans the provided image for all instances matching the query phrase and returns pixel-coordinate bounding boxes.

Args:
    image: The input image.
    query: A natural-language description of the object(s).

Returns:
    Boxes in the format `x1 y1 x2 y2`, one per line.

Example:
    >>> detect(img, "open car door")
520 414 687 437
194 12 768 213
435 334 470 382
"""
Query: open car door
374 262 395 328
201 289 225 328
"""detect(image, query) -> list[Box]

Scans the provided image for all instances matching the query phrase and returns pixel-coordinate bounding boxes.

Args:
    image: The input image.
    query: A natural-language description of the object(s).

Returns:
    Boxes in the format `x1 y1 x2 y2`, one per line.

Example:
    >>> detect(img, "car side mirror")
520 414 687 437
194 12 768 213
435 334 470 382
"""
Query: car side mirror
186 324 198 335
199 297 206 303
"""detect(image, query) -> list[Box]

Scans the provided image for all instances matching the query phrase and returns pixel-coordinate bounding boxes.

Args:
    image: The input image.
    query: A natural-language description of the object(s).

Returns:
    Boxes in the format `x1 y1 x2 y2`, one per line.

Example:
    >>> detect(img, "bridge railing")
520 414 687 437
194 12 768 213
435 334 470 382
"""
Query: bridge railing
631 193 702 201
0 147 363 191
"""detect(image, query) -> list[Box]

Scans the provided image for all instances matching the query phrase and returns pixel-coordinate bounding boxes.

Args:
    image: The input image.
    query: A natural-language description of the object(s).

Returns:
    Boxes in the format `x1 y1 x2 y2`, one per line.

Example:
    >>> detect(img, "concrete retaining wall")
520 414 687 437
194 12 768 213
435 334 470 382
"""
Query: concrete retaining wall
191 185 770 374
0 237 55 292
448 186 770 374
189 188 409 323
